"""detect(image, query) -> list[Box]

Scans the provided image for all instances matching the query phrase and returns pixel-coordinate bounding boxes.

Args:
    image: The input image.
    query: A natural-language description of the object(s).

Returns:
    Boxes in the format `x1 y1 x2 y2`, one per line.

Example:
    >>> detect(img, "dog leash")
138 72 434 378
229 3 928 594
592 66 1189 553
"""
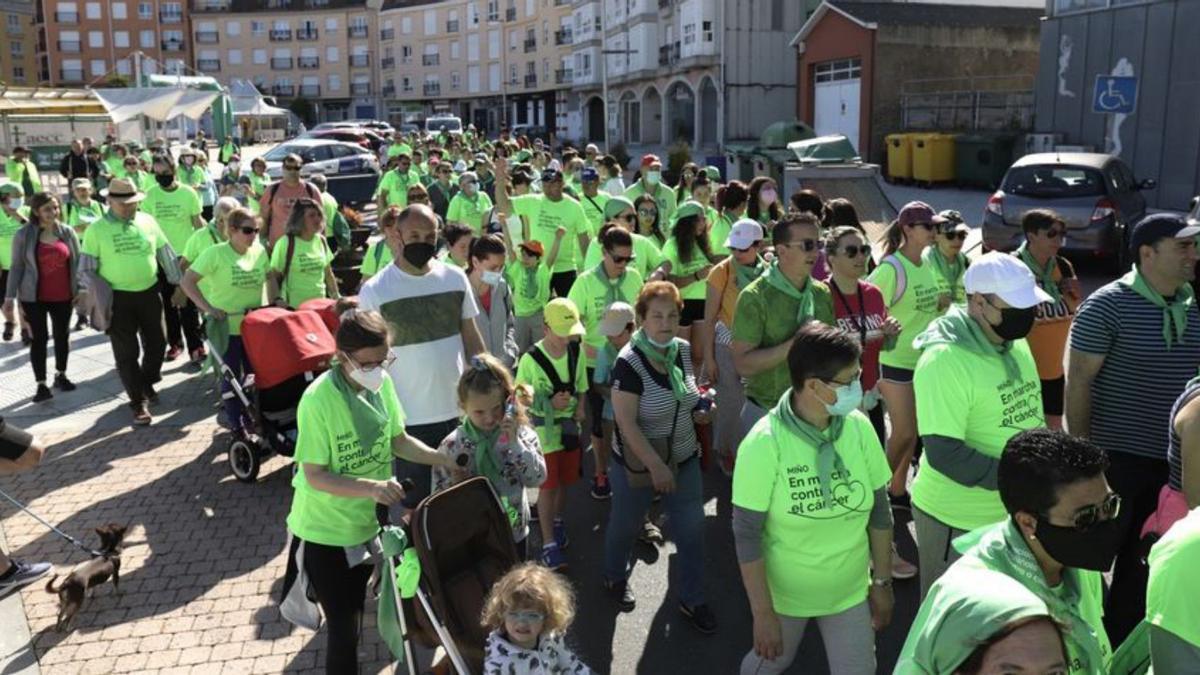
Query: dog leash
0 487 103 557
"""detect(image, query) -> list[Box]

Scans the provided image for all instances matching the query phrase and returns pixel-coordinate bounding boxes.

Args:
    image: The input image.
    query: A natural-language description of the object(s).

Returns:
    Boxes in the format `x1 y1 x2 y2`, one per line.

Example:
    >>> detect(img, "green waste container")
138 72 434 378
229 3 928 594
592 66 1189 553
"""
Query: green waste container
911 133 957 185
886 133 914 182
955 134 1016 189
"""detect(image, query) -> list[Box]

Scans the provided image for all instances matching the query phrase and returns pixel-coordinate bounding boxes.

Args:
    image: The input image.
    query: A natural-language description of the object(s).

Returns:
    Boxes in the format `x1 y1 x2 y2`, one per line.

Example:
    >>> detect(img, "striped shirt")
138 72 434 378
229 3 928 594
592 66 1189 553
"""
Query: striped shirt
610 341 700 465
1069 281 1200 460
1168 380 1200 491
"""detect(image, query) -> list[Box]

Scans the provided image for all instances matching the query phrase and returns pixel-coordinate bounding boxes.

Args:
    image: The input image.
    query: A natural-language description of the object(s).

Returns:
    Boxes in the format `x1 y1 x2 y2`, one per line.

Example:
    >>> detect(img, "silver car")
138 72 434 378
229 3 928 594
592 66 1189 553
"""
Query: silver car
982 152 1155 271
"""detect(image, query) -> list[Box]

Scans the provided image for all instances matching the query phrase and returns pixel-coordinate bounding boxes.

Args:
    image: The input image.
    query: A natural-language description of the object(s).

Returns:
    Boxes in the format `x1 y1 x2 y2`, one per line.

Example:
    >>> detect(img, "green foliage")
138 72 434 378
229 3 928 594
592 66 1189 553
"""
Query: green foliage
288 97 316 126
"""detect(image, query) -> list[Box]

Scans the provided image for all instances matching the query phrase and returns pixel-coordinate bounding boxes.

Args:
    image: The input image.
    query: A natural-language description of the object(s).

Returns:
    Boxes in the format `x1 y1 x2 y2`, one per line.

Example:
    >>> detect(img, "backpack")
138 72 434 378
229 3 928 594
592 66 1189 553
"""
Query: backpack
881 254 908 306
526 340 581 395
262 180 320 231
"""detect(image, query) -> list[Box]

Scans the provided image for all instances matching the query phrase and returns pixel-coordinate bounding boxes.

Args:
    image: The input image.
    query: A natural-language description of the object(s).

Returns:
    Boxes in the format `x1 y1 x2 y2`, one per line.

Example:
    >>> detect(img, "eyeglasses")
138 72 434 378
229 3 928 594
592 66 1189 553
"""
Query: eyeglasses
836 244 871 258
505 610 545 624
822 371 861 388
942 231 969 242
236 226 260 236
1040 228 1065 239
609 253 637 264
348 353 396 370
1043 492 1122 531
637 209 658 218
781 239 822 252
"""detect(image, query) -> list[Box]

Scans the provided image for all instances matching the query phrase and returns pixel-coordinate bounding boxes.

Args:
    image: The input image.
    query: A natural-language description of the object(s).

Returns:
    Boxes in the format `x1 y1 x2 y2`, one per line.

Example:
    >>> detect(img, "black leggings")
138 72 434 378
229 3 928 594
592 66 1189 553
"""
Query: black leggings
550 270 577 298
303 540 375 674
21 301 72 383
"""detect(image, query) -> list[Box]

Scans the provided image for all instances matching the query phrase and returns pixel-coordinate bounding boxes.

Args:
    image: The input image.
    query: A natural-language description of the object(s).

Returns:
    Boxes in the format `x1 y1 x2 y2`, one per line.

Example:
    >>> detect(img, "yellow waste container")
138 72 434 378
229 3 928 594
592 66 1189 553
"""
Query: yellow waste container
911 133 958 184
886 133 914 182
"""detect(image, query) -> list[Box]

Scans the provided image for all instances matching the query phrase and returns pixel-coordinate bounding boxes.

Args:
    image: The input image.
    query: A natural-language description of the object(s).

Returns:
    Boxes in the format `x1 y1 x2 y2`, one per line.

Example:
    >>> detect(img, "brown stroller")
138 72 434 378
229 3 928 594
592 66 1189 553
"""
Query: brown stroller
391 476 520 674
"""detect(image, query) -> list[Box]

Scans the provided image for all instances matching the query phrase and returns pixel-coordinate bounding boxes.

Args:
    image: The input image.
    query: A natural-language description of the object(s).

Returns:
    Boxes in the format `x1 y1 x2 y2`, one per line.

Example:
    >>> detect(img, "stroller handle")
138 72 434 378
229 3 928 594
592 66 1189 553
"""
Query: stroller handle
376 478 417 527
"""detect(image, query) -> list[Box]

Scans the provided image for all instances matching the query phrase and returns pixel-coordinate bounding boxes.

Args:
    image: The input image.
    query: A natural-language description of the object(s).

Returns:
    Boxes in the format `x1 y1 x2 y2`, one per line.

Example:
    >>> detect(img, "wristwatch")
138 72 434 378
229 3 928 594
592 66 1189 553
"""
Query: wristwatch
871 577 893 588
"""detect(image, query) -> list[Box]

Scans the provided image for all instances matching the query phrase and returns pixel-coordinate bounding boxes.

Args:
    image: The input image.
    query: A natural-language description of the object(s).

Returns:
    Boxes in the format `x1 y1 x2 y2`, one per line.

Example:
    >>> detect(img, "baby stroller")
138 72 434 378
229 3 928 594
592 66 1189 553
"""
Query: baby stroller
385 476 520 674
206 307 335 482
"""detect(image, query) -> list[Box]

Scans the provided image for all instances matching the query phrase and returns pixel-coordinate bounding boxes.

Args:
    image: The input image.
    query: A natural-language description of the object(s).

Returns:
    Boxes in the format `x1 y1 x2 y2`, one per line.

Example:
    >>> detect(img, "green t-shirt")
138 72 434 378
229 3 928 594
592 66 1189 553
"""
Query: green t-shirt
510 194 587 273
732 409 891 617
505 259 552 318
708 209 732 256
923 246 968 305
446 191 494 234
360 239 394 280
66 201 105 233
731 276 836 407
140 184 202 254
80 211 167 292
0 208 27 269
567 265 645 357
582 231 664 282
660 237 710 301
911 339 1044 530
189 241 269 335
104 156 127 180
375 168 422 207
624 181 678 223
270 234 333 306
176 164 206 189
182 223 223 263
515 341 588 453
286 370 406 547
577 192 609 238
1147 506 1200 648
128 170 156 195
867 252 946 370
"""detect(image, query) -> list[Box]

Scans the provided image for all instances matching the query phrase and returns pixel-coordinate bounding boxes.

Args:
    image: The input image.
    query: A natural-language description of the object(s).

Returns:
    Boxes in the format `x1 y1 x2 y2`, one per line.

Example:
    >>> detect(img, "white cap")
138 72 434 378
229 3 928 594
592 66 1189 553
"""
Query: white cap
725 218 765 250
598 302 636 337
964 251 1054 309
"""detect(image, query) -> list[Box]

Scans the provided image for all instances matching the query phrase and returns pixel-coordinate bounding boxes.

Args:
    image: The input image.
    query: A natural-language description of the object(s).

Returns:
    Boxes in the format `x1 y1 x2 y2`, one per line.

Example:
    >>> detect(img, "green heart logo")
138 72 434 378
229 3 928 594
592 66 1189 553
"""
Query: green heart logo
831 479 867 513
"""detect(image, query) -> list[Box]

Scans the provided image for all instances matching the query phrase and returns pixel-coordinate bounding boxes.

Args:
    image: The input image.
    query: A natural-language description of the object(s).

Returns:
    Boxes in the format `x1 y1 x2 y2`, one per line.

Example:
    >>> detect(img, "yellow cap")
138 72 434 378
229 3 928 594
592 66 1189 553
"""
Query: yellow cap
544 298 585 338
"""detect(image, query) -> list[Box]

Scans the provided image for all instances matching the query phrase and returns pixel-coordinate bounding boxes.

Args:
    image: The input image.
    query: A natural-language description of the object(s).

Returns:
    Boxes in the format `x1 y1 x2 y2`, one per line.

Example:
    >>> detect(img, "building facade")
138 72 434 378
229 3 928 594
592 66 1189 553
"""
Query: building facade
0 1 37 86
36 0 191 86
1033 0 1200 210
189 0 382 122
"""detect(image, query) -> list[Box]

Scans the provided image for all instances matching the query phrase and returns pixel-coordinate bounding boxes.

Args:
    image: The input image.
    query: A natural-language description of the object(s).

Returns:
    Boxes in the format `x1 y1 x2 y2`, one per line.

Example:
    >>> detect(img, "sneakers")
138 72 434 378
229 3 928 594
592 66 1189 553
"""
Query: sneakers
2 321 12 341
603 578 636 612
552 518 569 549
165 345 183 362
590 474 611 500
32 384 53 403
679 602 718 635
0 560 52 598
540 543 567 571
190 347 207 365
891 545 918 580
74 315 88 331
20 330 30 346
132 402 152 427
638 519 664 546
53 373 76 392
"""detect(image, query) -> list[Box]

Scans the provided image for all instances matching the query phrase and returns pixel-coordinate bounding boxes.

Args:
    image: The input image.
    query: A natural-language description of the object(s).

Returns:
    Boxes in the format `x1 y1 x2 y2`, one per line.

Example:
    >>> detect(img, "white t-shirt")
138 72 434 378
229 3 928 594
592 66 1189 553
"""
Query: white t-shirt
357 259 480 425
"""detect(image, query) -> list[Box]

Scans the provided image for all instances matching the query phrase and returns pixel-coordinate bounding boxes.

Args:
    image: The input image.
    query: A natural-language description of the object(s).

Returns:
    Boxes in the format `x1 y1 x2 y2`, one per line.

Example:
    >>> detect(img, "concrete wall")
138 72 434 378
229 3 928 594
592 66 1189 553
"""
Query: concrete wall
1034 1 1200 210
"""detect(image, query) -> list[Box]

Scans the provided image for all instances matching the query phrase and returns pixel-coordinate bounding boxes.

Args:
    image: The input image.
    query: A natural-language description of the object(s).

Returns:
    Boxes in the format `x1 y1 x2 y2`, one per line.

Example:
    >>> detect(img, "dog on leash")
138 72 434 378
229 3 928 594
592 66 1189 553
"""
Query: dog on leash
44 523 128 632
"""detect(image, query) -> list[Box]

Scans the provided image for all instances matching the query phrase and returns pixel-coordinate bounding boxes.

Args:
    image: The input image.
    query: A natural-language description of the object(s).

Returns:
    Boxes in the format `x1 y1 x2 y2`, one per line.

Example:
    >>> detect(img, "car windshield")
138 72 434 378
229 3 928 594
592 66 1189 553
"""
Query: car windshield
262 144 302 161
1003 166 1105 198
426 118 461 133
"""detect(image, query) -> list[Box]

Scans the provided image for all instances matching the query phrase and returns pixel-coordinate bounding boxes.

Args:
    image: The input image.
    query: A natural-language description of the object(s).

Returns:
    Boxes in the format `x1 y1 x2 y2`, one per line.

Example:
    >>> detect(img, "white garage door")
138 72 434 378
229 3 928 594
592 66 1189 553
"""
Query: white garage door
813 58 862 154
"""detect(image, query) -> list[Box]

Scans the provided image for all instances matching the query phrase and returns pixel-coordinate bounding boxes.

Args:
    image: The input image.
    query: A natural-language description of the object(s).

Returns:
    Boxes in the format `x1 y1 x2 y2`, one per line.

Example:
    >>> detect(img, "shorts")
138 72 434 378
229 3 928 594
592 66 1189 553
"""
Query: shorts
1041 376 1065 416
880 365 914 385
541 448 582 489
586 368 604 437
0 418 34 461
680 299 705 327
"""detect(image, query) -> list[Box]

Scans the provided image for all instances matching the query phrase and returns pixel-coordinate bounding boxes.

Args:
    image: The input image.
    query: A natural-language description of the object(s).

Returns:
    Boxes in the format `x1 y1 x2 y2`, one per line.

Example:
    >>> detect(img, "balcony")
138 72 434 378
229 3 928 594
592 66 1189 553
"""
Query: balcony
381 56 394 69
197 58 221 71
160 11 183 23
524 73 536 88
271 57 293 70
296 28 319 41
192 1 231 10
446 20 459 32
54 11 78 23
299 84 320 97
380 28 394 40
523 38 535 53
350 82 370 95
350 54 370 67
422 54 439 66
658 43 679 66
298 56 320 69
162 39 186 52
270 29 292 41
272 84 295 97
554 29 572 45
348 25 368 39
555 68 572 84
195 30 219 44
59 69 84 82
423 82 440 96
505 7 516 21
57 40 81 53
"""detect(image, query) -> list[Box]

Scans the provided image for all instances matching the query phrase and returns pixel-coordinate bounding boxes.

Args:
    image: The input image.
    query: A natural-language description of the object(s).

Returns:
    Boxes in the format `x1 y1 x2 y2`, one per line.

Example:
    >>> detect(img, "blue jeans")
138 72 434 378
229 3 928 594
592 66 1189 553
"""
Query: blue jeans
604 456 706 607
222 336 251 430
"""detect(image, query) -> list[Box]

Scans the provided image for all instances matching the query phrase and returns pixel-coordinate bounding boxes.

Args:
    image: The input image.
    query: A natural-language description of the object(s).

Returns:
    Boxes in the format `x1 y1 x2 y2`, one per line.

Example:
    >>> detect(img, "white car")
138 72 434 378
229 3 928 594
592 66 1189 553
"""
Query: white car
424 115 463 136
262 138 380 180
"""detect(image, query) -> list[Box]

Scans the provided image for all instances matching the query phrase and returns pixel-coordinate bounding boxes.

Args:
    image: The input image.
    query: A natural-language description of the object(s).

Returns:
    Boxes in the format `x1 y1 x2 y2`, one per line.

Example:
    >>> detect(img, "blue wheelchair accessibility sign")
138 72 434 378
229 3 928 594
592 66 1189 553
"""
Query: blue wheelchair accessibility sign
1093 76 1137 114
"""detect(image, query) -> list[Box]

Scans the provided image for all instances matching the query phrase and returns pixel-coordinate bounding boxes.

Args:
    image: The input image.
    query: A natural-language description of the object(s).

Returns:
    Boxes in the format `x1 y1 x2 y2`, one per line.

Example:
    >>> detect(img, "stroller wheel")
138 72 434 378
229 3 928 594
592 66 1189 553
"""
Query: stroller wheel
229 439 261 483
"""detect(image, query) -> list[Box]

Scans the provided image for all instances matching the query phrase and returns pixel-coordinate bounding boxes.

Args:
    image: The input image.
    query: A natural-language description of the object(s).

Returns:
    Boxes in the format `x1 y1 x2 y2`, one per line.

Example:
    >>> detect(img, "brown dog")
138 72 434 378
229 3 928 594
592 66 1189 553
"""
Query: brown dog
44 523 128 632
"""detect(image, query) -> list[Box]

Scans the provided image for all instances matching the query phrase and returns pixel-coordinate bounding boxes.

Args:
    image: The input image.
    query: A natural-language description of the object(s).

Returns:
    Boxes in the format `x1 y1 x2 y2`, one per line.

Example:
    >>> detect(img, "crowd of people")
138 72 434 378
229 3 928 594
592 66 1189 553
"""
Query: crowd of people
0 125 1199 675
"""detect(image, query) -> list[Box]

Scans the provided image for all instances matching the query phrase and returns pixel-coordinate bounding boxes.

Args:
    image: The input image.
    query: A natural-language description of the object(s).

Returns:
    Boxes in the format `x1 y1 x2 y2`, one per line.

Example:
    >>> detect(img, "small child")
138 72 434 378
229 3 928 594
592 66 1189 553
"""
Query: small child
433 354 546 559
481 562 591 675
503 227 565 354
589 302 636 499
515 298 588 572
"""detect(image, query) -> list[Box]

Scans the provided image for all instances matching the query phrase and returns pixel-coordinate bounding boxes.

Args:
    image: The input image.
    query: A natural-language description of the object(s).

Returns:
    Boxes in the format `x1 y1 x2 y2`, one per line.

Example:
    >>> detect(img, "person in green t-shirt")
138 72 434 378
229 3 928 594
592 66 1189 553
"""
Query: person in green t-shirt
566 225 645 365
446 171 494 235
689 173 724 258
733 322 894 675
1147 506 1200 670
360 205 398 283
440 221 473 269
246 158 269 216
581 196 668 283
6 147 42 196
709 180 749 256
910 252 1052 596
924 210 970 307
65 178 104 236
624 154 677 223
122 156 154 195
269 198 338 307
576 167 609 239
899 429 1120 674
182 197 240 299
282 308 460 674
218 135 240 165
494 163 591 298
374 154 422 211
309 174 350 253
143 153 206 363
731 213 835 432
661 200 717 344
503 232 564 355
0 182 30 341
175 148 206 190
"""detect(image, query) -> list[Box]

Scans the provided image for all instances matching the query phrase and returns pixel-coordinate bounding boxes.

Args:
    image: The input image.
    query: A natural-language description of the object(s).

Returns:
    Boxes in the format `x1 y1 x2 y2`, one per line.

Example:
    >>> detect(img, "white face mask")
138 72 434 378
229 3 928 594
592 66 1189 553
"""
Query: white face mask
645 171 661 186
228 161 240 172
347 363 386 393
7 197 23 210
480 269 503 286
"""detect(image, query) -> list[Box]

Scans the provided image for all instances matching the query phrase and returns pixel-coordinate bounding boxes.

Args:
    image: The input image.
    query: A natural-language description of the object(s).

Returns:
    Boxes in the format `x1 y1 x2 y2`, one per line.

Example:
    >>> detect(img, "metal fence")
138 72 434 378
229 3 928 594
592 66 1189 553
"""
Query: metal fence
900 75 1035 132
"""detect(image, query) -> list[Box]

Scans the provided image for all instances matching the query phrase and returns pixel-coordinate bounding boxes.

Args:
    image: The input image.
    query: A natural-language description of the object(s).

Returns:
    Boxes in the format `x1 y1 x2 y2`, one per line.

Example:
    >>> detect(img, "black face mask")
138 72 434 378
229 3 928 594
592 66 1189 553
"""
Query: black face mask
155 173 174 188
402 241 435 268
1034 507 1129 572
992 306 1037 341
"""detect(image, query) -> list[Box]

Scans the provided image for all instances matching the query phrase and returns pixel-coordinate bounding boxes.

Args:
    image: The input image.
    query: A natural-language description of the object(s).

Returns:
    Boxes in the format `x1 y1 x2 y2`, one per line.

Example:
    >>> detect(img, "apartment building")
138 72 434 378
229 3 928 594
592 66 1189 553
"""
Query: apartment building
565 0 809 149
0 1 37 86
36 0 191 86
380 0 574 134
190 0 381 122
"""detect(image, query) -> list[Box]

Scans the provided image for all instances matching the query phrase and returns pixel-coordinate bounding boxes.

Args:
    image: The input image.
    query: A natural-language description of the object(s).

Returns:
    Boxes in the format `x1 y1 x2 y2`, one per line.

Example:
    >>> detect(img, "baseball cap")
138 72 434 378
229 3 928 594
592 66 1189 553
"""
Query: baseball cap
581 166 600 182
964 251 1054 309
603 196 635 221
703 166 722 182
540 167 563 183
726 218 765 250
898 201 948 228
938 209 970 232
673 200 704 223
1130 213 1200 253
474 152 489 164
101 177 146 203
71 178 93 191
585 143 600 155
598 302 636 337
640 154 661 168
519 240 545 257
544 298 586 338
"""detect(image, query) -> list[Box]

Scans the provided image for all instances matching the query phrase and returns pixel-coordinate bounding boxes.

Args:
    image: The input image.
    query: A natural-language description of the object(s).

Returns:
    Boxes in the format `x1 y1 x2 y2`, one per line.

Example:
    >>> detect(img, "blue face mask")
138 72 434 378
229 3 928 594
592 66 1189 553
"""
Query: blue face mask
823 379 863 417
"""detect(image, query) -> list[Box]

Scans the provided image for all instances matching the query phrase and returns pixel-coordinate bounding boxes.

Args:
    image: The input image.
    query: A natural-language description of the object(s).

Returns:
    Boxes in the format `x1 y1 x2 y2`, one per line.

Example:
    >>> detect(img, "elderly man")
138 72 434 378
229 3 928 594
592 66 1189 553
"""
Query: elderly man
356 204 486 508
59 140 91 184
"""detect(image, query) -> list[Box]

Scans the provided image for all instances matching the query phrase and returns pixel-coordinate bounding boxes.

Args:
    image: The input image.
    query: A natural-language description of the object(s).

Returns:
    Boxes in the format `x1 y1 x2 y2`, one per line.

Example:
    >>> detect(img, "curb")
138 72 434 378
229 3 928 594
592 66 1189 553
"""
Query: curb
0 519 40 675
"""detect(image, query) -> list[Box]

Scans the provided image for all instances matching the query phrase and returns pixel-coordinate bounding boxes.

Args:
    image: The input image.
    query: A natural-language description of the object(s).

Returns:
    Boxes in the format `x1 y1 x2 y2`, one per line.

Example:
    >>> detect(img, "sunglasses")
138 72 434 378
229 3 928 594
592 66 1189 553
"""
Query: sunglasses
236 226 260 236
782 239 821 252
637 209 658 218
836 243 871 258
283 164 302 171
942 231 968 242
1043 493 1122 532
1040 228 1065 239
520 248 543 259
608 253 637 264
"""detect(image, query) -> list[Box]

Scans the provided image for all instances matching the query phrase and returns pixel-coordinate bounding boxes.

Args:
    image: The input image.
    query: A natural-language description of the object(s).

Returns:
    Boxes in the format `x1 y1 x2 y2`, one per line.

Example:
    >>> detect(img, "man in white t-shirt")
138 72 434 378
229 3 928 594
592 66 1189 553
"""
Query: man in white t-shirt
358 204 486 507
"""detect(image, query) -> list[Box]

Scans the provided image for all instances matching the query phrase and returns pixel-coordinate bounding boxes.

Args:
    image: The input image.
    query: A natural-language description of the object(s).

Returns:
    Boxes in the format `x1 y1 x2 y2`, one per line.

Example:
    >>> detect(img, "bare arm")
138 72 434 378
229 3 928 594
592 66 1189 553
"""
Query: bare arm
1064 349 1105 438
738 558 774 621
731 338 794 378
191 214 205 229
546 229 566 269
324 265 340 299
1175 395 1200 508
576 231 590 262
392 432 458 469
461 317 486 358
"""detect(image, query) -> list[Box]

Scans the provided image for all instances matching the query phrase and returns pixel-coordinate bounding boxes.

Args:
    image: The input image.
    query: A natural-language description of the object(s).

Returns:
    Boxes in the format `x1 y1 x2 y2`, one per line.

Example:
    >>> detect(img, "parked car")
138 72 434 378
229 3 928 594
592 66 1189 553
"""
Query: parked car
305 128 387 153
309 122 360 132
398 123 421 136
262 138 381 180
348 119 394 135
982 152 1155 271
425 115 463 136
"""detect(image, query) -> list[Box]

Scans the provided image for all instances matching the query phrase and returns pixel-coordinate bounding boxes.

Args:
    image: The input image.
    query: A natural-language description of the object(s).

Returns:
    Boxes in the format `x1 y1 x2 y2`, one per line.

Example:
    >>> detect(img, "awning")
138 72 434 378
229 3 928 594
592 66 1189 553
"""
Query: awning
233 97 290 117
166 89 221 120
92 87 218 123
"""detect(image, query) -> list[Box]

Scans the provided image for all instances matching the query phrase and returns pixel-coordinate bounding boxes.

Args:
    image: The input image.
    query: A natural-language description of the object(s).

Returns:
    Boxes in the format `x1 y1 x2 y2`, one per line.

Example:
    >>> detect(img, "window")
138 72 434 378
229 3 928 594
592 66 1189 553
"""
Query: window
487 0 499 21
488 62 499 91
702 20 713 42
402 76 411 92
451 41 460 60
112 2 126 19
488 29 499 58
424 10 436 35
228 49 242 65
85 2 100 19
328 73 341 92
139 30 155 48
468 1 477 25
11 66 23 82
114 32 130 48
89 31 104 48
813 58 861 82
327 46 339 62
161 2 183 22
116 60 131 75
401 45 412 63
251 21 266 36
5 15 18 31
683 23 694 45
253 49 267 64
228 22 240 37
138 2 152 19
9 41 19 56
401 17 411 34
90 59 106 76
451 71 460 90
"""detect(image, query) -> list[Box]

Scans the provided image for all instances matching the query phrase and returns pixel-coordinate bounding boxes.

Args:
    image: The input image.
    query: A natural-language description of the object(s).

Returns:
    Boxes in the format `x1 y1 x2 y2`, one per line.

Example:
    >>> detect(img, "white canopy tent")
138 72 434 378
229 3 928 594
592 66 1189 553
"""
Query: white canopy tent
91 87 220 124
229 79 293 142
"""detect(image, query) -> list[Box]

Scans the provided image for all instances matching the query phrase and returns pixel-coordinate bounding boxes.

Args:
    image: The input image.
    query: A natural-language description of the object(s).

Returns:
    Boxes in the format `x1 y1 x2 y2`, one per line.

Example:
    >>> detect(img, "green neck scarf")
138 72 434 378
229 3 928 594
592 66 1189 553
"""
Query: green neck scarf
928 247 966 300
520 264 539 299
329 364 390 458
378 526 420 662
771 389 846 509
460 417 503 486
734 256 766 290
763 262 815 326
631 329 689 402
1016 243 1060 304
1118 265 1195 350
596 261 628 308
913 304 1021 384
204 314 231 378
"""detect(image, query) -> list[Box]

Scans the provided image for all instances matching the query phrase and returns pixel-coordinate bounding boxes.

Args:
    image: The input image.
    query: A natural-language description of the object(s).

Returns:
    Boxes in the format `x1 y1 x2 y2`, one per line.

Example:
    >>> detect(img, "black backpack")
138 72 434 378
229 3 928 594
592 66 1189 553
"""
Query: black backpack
526 341 581 395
